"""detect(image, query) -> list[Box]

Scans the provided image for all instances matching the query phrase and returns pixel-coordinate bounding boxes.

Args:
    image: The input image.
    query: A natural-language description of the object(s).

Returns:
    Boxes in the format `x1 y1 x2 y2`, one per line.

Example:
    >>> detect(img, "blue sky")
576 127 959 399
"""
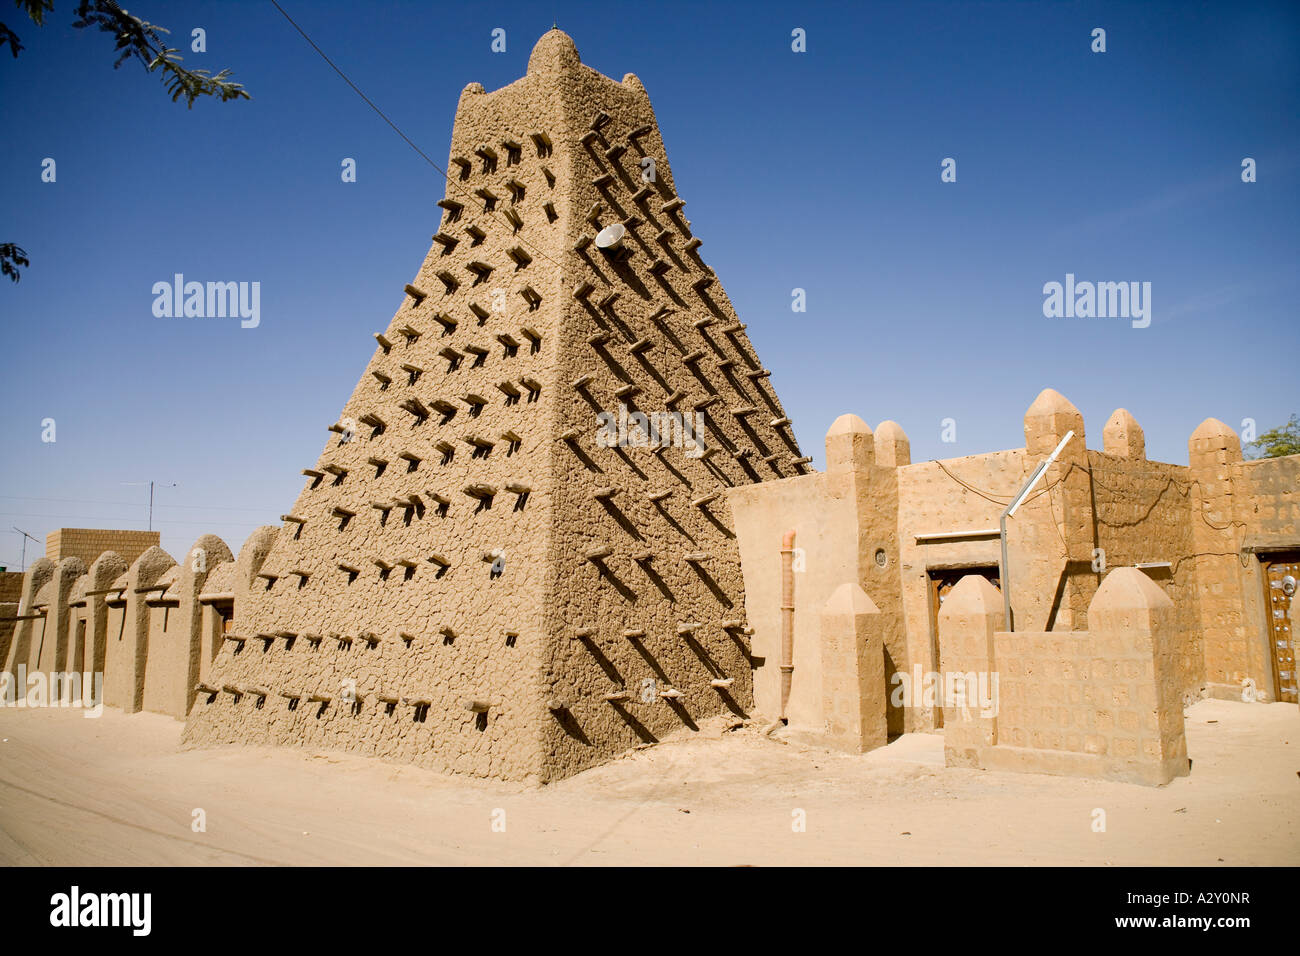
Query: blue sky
1 0 1296 569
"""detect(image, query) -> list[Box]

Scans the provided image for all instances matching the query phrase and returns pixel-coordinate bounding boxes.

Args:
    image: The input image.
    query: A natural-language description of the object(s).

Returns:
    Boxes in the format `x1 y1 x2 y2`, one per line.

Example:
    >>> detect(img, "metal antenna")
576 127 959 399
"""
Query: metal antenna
122 481 178 531
12 527 38 572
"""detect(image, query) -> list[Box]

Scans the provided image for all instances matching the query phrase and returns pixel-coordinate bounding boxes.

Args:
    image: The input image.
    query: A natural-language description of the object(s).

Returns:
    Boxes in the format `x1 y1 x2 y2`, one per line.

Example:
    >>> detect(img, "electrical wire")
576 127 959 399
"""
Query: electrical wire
267 0 567 274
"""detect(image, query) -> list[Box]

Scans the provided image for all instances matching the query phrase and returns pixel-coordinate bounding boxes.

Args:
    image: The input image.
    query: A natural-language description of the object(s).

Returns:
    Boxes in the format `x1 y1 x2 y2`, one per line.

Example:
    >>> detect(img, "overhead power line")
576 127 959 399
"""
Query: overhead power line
267 0 566 272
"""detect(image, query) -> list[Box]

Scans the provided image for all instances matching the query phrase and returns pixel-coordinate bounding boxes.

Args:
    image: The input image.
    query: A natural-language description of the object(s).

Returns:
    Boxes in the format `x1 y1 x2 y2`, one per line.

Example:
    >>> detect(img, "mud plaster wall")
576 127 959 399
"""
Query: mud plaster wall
2 559 54 679
730 418 903 735
1086 451 1200 694
182 31 804 784
735 393 1300 738
142 535 232 719
939 569 1189 786
103 546 175 713
1194 451 1300 698
0 571 22 664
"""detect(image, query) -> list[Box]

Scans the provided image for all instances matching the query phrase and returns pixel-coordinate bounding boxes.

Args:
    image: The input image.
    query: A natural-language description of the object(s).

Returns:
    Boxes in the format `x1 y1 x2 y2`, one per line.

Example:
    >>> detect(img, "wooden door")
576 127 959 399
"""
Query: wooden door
1261 553 1299 703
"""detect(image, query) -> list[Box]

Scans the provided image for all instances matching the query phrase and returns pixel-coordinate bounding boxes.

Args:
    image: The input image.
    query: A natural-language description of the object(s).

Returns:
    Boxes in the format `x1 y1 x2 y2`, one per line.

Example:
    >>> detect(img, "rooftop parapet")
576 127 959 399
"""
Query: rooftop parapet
873 420 911 468
1102 408 1145 459
1188 417 1242 469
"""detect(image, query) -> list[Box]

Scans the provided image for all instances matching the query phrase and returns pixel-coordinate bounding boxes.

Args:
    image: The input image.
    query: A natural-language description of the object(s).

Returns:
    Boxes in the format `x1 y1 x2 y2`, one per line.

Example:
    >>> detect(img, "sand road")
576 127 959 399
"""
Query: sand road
0 698 1295 866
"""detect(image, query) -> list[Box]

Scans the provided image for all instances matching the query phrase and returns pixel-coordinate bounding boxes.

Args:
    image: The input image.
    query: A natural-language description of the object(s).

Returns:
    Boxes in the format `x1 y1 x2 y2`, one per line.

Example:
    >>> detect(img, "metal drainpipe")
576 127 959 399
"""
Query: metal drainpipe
779 530 795 720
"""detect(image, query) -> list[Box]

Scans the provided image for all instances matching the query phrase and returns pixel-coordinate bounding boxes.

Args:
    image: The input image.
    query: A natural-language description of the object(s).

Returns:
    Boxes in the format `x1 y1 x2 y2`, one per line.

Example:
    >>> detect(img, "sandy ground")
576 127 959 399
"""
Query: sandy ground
0 699 1295 866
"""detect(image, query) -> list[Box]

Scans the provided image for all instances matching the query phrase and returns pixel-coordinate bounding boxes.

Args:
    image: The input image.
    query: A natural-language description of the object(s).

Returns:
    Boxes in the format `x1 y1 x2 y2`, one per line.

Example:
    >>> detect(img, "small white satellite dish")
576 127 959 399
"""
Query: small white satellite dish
594 223 626 252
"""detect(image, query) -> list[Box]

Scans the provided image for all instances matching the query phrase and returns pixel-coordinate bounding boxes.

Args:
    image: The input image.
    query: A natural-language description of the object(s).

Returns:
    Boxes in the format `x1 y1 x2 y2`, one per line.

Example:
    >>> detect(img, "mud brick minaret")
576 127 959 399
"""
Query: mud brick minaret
183 30 806 782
